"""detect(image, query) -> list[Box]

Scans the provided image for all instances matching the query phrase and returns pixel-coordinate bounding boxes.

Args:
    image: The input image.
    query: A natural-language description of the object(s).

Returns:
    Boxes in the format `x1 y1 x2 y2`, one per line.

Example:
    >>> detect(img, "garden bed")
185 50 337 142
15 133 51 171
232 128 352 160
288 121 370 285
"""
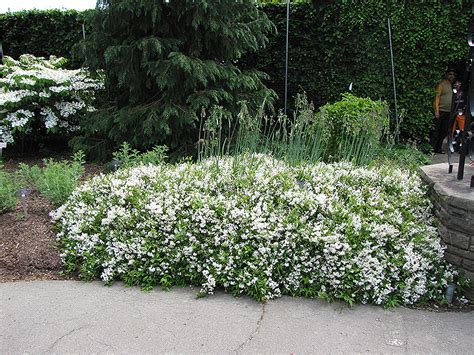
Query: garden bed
0 157 102 282
1 153 472 311
0 190 63 282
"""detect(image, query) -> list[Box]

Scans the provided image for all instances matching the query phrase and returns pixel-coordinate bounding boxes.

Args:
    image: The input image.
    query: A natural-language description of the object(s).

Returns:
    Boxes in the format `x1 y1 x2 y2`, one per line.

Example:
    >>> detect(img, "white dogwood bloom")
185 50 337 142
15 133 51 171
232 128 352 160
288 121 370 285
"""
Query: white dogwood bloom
5 109 35 128
0 54 104 143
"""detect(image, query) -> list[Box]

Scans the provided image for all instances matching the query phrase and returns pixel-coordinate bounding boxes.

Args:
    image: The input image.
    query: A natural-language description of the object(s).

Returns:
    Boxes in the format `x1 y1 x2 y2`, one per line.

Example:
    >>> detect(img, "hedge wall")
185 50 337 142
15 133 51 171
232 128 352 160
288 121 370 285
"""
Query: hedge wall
0 10 87 66
0 2 471 143
247 1 471 144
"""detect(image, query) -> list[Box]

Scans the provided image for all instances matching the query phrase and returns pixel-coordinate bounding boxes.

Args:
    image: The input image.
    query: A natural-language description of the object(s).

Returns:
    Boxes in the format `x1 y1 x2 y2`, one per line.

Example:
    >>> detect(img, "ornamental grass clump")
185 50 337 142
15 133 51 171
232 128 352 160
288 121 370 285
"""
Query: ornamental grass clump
52 154 462 306
198 94 328 166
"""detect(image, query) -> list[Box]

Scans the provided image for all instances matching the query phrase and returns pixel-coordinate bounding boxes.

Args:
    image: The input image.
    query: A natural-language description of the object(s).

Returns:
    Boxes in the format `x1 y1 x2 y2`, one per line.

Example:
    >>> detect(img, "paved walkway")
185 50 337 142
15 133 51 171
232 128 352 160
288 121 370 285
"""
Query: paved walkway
1 281 473 354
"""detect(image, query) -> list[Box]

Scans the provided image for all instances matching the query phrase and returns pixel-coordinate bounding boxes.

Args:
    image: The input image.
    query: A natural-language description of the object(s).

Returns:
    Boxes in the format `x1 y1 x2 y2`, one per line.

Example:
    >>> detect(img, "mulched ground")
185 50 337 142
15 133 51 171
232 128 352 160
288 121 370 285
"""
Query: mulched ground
0 157 103 282
1 154 472 311
0 190 64 282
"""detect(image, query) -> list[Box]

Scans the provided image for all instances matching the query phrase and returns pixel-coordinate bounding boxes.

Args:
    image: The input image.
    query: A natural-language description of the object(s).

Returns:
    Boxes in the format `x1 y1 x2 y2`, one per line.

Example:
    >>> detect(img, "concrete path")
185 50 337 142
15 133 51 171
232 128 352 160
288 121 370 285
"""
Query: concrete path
1 281 473 354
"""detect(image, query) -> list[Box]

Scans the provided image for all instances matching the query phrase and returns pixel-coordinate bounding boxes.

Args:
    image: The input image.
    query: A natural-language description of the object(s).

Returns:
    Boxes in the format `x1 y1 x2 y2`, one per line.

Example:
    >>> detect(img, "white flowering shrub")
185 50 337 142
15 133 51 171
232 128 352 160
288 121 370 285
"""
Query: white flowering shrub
52 154 460 305
0 54 104 143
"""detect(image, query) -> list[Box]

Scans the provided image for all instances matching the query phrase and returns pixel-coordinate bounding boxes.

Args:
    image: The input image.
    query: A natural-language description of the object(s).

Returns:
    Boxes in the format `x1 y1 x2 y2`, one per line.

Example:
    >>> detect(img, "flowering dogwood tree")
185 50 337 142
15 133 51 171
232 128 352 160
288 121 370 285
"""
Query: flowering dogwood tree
0 54 104 144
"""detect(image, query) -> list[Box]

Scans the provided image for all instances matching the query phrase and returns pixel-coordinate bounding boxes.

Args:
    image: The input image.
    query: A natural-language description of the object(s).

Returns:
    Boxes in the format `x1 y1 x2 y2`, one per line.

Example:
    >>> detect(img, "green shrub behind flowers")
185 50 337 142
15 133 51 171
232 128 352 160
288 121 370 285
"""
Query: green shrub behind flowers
52 154 466 305
315 93 390 164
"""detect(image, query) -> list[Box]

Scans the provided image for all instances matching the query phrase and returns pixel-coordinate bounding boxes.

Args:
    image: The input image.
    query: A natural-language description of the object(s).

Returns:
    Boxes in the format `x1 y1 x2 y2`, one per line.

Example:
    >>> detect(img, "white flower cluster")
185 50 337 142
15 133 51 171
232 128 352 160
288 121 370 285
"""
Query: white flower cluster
6 109 35 128
52 154 457 305
0 54 104 143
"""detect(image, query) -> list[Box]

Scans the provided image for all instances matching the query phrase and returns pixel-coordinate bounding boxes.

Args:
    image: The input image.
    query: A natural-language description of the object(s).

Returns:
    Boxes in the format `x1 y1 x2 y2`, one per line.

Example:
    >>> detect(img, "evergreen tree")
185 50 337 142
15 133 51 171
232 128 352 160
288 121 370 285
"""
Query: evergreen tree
76 0 276 153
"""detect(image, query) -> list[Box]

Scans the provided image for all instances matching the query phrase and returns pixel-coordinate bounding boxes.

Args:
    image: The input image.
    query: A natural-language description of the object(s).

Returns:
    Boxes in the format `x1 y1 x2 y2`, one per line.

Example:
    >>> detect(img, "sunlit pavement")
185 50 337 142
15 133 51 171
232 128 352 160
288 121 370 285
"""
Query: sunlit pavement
1 281 473 354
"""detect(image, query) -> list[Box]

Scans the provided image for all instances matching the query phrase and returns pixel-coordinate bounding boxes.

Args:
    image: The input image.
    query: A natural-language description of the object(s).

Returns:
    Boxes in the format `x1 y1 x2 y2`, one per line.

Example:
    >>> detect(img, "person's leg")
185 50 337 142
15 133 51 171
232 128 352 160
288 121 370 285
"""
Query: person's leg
458 114 465 131
435 111 450 153
432 115 442 151
439 111 451 151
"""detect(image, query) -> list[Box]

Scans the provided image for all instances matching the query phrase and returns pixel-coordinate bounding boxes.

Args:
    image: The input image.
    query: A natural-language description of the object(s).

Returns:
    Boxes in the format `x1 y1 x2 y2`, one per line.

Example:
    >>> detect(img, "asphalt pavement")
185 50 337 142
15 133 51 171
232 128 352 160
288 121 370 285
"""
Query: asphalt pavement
1 281 473 354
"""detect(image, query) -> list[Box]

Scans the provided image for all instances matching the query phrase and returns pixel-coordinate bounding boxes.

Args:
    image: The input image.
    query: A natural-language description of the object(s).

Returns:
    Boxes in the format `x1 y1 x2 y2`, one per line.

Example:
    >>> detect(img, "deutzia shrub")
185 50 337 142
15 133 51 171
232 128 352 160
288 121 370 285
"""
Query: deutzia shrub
0 54 104 143
52 154 459 305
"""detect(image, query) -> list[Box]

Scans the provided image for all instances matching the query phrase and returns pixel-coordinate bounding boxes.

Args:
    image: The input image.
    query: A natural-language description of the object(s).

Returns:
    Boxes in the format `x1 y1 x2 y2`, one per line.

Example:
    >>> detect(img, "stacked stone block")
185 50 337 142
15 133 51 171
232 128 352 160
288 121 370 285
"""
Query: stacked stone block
419 164 474 300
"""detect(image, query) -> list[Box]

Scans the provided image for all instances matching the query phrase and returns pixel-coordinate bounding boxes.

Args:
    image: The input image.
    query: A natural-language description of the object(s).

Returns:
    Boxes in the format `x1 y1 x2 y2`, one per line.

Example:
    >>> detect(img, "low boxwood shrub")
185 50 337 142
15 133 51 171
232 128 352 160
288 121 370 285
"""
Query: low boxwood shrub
52 154 464 305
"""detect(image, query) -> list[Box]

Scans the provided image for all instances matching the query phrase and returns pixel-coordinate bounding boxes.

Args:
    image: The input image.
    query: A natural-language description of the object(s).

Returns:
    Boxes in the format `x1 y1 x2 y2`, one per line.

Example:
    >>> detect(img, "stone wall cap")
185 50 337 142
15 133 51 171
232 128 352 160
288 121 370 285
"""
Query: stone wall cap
419 163 474 212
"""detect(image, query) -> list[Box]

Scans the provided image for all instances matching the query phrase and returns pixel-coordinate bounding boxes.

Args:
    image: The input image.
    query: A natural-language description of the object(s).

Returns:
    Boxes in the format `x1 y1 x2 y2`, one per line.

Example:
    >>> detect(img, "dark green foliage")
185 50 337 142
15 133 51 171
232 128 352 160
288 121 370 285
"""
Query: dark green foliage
1 1 470 144
0 10 89 67
245 1 470 144
73 0 276 153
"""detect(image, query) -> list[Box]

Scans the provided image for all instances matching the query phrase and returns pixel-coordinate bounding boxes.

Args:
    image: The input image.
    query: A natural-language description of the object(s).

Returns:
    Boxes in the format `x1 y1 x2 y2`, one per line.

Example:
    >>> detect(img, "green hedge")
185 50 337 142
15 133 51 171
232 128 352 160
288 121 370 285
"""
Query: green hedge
1 2 471 143
0 10 87 66
247 1 471 144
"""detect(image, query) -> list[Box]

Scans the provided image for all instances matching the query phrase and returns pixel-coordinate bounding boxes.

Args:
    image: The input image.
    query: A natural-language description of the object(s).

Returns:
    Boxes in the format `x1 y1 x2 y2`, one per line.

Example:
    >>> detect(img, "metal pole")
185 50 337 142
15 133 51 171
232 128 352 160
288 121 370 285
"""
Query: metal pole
457 3 474 182
388 18 399 143
284 0 290 116
82 23 86 40
457 50 473 181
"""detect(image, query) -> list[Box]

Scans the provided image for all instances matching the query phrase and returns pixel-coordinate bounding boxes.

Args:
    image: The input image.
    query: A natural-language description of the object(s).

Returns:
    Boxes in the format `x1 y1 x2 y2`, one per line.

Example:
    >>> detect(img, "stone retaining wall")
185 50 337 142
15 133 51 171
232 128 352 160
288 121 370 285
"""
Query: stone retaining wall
419 163 474 300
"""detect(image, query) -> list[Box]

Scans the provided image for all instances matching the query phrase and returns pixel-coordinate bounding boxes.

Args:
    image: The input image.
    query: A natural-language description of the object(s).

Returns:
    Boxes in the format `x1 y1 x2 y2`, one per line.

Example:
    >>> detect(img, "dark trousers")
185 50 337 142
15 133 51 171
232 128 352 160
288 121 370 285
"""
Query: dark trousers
431 111 450 153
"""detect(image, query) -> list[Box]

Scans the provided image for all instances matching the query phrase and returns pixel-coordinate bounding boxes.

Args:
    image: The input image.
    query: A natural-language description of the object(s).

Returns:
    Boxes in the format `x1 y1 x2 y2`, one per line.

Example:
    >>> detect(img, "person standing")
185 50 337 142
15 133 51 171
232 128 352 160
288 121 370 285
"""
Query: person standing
432 68 456 153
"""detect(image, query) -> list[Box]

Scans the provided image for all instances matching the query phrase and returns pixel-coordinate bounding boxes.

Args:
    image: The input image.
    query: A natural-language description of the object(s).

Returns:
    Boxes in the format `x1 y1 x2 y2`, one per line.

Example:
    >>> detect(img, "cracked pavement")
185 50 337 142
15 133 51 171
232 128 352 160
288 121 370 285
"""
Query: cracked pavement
234 303 266 353
1 281 473 353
